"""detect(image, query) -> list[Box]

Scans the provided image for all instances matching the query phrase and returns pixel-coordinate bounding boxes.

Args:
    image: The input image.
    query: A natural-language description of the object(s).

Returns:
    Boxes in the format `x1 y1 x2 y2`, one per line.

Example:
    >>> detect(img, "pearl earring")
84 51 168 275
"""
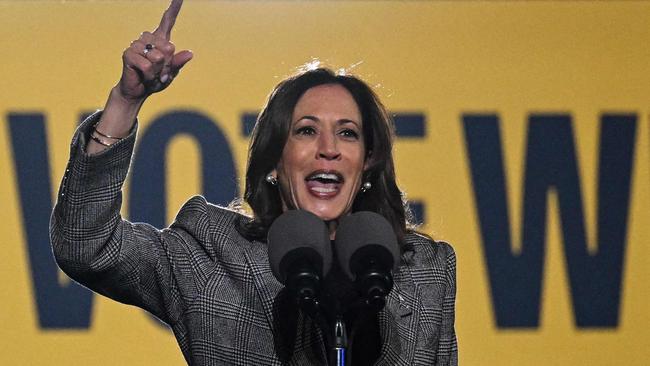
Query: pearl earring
265 174 277 186
361 181 372 193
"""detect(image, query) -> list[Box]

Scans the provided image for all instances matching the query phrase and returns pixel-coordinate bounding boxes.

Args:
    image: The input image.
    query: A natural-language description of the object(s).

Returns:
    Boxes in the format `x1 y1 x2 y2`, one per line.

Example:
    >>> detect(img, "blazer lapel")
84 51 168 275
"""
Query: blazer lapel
376 263 421 366
242 240 282 331
243 240 328 365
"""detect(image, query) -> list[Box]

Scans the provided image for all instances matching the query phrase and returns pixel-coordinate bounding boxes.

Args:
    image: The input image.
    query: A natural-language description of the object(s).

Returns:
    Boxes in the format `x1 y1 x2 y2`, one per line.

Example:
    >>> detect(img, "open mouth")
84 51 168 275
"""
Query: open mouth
305 170 344 197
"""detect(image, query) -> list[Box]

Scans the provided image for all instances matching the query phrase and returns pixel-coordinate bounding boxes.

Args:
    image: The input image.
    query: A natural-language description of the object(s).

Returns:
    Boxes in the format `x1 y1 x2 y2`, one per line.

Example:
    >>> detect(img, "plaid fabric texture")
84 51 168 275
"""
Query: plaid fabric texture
50 112 458 365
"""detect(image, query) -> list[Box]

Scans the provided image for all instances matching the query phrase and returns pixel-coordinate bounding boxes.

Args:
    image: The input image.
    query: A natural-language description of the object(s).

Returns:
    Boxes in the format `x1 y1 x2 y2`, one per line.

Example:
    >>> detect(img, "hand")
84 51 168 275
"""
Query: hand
118 0 193 102
88 0 192 155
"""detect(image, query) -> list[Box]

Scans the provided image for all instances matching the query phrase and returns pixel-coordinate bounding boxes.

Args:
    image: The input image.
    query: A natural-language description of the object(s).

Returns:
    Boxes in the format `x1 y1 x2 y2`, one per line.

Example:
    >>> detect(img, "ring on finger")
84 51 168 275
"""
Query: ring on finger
143 43 155 56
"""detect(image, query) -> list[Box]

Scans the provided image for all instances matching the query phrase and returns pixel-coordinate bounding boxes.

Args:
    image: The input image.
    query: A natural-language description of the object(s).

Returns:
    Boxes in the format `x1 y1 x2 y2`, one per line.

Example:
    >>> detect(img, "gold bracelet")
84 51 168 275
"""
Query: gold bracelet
90 133 113 147
93 121 126 140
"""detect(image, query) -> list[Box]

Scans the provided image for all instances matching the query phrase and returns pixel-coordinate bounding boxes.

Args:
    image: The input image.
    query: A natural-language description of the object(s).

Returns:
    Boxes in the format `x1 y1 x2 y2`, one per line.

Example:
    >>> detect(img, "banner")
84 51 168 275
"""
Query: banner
1 1 648 364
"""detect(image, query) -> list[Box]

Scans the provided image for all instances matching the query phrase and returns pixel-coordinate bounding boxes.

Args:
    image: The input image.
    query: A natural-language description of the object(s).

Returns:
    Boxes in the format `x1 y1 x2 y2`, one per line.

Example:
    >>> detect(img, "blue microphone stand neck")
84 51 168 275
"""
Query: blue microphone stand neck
333 317 348 366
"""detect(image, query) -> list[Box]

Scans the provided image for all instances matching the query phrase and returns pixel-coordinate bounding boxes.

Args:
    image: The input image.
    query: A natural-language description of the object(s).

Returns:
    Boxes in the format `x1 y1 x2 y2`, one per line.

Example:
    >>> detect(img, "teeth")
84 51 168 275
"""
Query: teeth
311 186 337 193
310 173 341 182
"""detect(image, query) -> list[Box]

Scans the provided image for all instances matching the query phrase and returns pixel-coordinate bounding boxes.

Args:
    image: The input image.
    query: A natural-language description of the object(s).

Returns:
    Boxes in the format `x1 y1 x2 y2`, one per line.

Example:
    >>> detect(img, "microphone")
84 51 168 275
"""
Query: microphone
335 211 400 311
268 210 332 311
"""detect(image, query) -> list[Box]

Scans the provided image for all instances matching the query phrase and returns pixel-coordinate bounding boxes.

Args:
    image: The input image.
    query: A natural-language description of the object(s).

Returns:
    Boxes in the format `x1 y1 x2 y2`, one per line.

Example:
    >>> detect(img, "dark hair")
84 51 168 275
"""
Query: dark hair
235 67 416 251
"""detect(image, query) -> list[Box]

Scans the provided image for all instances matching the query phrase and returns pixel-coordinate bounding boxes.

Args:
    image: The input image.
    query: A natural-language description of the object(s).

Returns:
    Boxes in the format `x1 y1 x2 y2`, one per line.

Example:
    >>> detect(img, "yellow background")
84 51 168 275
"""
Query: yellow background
1 1 649 364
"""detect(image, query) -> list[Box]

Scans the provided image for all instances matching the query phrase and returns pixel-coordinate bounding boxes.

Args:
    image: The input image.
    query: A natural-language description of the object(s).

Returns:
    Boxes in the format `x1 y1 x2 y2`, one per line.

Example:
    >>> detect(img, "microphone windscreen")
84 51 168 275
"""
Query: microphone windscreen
267 210 332 284
335 211 400 280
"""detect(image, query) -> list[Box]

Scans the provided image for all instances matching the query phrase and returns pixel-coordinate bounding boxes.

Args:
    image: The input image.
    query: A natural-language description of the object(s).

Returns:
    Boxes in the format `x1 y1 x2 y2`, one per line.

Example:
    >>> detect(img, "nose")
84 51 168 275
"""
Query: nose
317 132 341 160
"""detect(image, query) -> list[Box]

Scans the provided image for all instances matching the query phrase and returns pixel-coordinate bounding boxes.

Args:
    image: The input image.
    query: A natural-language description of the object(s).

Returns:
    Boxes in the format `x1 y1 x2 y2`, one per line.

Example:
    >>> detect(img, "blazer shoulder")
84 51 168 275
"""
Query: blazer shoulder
169 195 252 256
172 195 243 228
404 232 456 269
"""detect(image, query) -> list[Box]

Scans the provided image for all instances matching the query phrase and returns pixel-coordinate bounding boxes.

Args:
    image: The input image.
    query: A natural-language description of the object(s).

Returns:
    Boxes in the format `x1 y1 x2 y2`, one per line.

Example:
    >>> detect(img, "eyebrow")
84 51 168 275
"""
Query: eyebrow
295 115 361 127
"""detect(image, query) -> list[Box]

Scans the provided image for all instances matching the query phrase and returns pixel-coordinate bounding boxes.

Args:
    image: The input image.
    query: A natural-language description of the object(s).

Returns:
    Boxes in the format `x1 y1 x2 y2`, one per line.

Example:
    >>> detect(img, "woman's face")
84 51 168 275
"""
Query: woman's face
274 83 367 227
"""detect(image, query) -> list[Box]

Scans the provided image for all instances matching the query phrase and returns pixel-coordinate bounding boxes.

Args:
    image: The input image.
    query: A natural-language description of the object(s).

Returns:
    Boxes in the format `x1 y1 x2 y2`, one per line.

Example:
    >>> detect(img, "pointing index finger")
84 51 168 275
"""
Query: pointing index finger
154 0 184 40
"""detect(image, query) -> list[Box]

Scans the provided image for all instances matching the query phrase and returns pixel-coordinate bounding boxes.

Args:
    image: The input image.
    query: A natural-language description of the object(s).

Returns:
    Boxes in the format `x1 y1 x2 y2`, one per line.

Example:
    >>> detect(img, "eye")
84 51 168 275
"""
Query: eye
339 129 360 140
295 126 317 136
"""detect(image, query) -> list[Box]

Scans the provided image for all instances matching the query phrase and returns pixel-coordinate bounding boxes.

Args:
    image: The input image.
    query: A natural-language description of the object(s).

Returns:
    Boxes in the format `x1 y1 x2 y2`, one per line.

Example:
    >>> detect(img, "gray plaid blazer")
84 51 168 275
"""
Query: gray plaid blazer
50 114 458 365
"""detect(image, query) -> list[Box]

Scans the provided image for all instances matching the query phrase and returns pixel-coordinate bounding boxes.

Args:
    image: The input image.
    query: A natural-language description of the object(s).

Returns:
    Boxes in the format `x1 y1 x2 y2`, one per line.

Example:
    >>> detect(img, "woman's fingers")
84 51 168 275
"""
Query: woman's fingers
123 47 155 81
170 50 193 76
143 47 166 76
127 37 177 84
150 41 176 80
153 0 184 40
117 0 188 99
127 40 163 78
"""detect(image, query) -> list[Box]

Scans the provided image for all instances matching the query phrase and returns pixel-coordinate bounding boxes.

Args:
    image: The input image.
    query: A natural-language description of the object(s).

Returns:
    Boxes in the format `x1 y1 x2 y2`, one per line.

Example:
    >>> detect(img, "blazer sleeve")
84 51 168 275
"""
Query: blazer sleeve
436 242 458 365
50 111 192 326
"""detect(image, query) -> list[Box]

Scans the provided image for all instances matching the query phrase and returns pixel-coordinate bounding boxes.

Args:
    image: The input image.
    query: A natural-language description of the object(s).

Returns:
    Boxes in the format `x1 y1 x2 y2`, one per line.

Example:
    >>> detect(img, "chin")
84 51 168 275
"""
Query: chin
302 206 345 222
296 196 351 222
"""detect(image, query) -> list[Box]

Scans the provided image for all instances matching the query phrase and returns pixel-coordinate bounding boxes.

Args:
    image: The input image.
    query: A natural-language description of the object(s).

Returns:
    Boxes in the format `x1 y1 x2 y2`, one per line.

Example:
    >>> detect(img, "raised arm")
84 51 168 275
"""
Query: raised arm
51 0 199 325
87 0 192 154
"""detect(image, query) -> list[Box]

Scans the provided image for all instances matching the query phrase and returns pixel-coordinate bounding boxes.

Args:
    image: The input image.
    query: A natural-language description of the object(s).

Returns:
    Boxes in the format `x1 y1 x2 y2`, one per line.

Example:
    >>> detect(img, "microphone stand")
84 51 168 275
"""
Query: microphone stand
300 298 349 366
323 268 391 365
332 317 348 366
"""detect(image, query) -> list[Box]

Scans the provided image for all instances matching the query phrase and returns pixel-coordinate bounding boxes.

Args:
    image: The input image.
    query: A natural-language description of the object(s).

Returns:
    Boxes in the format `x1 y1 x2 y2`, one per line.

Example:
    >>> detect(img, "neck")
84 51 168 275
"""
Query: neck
327 220 338 240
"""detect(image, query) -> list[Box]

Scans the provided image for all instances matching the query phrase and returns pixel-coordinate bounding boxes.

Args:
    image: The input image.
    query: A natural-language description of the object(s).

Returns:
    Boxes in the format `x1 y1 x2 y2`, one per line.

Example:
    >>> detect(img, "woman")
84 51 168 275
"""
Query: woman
50 1 457 365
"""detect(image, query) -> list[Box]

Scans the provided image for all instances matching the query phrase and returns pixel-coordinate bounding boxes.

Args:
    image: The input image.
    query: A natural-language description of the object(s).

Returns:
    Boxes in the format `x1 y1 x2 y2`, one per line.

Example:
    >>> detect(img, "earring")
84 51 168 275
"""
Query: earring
361 181 372 193
265 173 277 186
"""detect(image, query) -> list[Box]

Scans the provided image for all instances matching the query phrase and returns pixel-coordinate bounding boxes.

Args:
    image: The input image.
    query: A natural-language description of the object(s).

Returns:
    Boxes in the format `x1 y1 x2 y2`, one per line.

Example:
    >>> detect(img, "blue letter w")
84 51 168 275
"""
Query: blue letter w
463 113 636 328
